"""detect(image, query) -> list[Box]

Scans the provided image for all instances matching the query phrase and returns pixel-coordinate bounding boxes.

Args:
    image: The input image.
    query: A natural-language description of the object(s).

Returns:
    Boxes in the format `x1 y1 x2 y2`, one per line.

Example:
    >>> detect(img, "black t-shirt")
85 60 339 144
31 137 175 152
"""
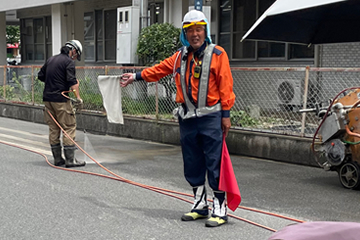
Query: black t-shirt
38 53 78 102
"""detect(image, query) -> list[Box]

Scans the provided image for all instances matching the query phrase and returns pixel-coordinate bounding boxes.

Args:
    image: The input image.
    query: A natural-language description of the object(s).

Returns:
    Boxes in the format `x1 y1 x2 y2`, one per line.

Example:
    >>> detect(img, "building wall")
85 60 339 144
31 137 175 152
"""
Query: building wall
320 43 360 68
15 0 356 70
84 0 132 11
17 6 51 19
16 0 134 18
0 0 73 12
162 0 187 28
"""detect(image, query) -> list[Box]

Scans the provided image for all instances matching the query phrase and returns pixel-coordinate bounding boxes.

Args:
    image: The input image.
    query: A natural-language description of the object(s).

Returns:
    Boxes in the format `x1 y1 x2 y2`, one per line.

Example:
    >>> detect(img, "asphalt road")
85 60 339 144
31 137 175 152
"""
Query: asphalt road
0 116 359 240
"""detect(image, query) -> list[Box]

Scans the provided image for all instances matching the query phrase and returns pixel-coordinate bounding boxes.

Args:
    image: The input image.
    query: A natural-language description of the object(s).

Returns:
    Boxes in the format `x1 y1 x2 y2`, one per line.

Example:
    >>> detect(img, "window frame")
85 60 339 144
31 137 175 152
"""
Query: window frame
84 11 96 63
84 8 117 63
103 8 117 62
21 17 51 63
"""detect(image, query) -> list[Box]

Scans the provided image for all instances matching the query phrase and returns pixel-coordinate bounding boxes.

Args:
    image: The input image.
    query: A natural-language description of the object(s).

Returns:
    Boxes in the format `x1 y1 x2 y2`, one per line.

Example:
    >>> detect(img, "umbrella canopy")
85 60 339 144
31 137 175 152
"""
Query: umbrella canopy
241 0 360 45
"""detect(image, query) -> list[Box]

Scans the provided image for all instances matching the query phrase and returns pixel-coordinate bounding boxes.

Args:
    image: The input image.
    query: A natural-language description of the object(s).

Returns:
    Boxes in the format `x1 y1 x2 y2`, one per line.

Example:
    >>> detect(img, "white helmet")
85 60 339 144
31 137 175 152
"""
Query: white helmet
65 40 83 61
182 9 207 29
180 10 212 47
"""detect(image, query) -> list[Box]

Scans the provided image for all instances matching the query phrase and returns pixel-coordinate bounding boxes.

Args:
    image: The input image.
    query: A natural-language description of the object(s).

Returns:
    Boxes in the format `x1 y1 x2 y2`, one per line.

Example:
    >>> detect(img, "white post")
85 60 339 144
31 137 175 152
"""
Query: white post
164 0 169 23
51 4 67 56
141 0 148 29
300 66 310 137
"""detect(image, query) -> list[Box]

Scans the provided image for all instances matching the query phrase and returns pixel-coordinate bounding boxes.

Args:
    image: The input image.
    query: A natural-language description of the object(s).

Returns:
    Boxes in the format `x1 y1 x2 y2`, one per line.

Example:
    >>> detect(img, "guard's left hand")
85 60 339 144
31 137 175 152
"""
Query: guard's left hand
222 117 231 137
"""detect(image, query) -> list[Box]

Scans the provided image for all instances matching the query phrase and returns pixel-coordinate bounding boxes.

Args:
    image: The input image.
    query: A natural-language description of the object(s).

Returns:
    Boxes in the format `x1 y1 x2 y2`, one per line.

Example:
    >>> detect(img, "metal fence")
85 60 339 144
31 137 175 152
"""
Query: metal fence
2 65 360 138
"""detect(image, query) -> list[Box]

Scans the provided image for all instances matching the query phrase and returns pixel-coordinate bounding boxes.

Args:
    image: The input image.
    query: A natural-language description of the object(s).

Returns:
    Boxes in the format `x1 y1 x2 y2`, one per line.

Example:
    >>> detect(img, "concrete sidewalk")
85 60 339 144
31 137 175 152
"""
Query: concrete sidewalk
0 102 317 167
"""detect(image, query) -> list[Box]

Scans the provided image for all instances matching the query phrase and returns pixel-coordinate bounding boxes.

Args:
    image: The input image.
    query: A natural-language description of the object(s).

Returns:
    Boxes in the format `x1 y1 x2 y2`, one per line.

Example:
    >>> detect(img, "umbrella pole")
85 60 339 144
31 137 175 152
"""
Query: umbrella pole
300 66 310 136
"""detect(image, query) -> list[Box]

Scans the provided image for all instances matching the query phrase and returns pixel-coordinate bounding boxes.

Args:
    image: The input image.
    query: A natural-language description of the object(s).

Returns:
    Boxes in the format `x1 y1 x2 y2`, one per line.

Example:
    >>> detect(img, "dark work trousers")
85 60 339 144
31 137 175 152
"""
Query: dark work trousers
179 111 223 191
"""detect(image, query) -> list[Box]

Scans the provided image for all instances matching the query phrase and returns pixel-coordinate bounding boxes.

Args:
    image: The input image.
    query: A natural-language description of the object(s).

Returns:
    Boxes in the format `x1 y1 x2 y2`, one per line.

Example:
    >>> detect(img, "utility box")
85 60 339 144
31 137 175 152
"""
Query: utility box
116 6 140 64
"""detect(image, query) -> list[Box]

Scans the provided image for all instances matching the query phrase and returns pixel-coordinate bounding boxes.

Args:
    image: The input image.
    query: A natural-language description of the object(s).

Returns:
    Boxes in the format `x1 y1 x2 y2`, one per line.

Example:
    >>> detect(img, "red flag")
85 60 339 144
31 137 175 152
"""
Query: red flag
219 134 241 211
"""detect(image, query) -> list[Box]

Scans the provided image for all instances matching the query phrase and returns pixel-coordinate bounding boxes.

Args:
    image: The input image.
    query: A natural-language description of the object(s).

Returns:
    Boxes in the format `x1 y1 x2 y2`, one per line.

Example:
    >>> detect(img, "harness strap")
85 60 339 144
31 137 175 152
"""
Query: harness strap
179 44 220 119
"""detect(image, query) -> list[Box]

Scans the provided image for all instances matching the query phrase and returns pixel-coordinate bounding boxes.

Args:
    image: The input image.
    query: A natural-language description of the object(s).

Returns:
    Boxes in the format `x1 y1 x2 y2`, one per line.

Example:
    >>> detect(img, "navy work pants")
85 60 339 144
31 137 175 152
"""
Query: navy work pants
179 111 223 191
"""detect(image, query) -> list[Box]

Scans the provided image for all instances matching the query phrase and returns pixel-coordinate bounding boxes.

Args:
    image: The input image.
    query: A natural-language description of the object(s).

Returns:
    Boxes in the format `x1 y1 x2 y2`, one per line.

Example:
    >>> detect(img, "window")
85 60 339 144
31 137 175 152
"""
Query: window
23 19 34 61
96 10 103 61
231 0 256 59
219 0 314 61
84 12 95 61
84 9 116 62
104 9 116 61
21 17 52 63
45 16 52 59
149 3 164 24
34 18 45 60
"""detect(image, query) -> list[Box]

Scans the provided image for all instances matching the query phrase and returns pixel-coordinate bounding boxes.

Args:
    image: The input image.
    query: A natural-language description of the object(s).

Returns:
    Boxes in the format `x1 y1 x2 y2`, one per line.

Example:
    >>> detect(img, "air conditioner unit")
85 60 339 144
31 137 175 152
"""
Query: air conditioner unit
276 79 303 106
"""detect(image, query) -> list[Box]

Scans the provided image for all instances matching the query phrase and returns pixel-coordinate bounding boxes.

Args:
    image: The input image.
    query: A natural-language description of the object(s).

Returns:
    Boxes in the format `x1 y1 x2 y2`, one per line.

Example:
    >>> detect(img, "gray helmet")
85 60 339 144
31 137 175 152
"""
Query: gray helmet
65 40 83 61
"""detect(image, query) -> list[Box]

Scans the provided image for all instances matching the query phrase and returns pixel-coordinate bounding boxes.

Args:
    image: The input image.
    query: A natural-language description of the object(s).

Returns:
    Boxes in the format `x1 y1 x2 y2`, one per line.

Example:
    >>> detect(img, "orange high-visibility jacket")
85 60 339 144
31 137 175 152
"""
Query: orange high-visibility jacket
138 45 236 117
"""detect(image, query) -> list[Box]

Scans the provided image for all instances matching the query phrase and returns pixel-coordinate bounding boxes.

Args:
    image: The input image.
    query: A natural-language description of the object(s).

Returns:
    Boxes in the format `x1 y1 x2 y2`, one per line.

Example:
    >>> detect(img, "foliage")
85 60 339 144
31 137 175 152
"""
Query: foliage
6 25 20 44
33 77 45 103
121 95 178 115
78 76 104 111
5 73 104 111
136 23 181 103
136 23 182 65
122 96 155 115
231 110 260 127
0 85 15 99
12 74 31 101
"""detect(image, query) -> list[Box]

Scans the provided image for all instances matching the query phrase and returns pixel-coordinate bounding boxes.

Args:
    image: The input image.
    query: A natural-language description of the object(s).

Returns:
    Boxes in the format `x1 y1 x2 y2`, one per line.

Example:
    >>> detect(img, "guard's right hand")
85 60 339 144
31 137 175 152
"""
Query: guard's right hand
120 73 135 87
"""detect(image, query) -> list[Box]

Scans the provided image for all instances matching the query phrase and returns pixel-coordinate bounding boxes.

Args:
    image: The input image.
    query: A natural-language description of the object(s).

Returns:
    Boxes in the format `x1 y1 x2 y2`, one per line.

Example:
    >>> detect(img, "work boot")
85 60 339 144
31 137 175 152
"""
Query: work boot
181 185 209 221
51 143 65 166
64 145 86 168
205 191 228 227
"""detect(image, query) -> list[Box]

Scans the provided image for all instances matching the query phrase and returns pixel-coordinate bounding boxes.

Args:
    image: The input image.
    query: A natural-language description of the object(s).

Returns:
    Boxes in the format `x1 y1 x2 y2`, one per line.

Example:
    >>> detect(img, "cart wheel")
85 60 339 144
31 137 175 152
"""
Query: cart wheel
339 162 360 190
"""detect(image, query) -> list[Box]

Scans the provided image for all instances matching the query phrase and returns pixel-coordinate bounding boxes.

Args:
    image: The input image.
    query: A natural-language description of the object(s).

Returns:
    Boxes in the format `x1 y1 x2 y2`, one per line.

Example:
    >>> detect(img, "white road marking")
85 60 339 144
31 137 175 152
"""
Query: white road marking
0 133 49 147
0 126 48 139
0 139 52 156
0 127 98 164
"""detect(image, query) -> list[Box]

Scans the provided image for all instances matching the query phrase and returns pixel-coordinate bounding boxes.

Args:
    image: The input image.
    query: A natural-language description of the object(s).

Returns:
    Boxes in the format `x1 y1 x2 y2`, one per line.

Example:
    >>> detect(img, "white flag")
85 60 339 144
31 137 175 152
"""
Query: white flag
97 75 124 124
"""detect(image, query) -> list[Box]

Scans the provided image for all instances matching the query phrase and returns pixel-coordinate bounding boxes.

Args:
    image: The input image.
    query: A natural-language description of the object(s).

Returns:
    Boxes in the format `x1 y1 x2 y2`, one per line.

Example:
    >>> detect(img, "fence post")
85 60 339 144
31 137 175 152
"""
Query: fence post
300 66 310 136
31 66 34 104
105 65 108 75
155 82 159 120
3 66 6 100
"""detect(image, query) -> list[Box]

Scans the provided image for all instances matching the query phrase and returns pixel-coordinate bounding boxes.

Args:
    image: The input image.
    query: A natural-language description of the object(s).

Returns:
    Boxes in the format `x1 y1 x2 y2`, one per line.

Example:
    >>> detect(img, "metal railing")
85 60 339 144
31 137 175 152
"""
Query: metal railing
2 65 360 138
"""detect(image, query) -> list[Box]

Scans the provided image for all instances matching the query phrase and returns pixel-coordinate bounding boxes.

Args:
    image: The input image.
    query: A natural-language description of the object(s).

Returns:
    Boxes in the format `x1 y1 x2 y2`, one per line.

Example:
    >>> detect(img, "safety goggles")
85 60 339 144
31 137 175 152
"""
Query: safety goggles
182 20 206 29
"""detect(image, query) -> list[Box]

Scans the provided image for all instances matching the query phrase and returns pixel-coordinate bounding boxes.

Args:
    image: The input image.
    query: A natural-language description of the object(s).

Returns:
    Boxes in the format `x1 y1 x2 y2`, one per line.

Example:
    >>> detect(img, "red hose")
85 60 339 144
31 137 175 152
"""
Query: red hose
0 108 307 232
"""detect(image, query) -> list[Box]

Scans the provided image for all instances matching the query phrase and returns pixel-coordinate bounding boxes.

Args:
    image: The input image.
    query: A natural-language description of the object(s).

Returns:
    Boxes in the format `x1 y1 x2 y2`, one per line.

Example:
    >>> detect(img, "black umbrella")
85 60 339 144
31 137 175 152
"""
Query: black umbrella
242 0 360 45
